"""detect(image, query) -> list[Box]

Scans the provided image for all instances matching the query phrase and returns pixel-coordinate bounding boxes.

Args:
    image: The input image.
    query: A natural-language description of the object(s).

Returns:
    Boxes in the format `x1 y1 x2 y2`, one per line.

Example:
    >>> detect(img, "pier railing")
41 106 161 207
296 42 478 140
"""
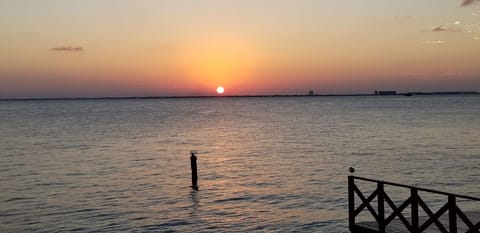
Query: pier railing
348 176 480 233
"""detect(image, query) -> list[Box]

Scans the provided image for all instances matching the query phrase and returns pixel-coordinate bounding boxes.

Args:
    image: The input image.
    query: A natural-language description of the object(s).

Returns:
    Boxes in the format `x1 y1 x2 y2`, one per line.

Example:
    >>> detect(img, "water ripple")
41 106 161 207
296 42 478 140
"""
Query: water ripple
0 96 479 232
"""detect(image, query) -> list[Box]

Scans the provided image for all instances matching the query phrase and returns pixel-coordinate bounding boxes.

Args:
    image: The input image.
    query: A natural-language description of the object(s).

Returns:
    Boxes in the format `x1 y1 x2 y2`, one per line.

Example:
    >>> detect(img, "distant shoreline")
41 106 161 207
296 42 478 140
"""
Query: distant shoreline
0 91 478 101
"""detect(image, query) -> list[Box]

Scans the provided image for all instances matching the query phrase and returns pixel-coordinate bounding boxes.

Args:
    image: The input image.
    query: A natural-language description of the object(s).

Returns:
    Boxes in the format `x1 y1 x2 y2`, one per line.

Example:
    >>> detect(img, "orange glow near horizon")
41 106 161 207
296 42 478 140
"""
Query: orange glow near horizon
176 34 261 93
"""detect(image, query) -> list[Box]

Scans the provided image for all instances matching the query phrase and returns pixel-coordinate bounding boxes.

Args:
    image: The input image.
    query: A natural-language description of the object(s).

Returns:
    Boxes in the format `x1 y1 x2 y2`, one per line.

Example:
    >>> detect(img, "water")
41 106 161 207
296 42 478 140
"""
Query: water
0 95 479 232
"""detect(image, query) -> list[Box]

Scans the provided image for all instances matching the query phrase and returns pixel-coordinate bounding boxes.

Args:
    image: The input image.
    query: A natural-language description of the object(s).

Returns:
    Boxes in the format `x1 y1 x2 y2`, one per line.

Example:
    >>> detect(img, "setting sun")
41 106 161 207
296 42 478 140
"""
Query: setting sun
216 86 225 94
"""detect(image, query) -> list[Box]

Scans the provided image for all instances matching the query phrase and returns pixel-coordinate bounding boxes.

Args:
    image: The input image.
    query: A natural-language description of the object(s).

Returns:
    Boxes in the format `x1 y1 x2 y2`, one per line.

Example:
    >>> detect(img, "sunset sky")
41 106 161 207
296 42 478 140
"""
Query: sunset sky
1 0 480 98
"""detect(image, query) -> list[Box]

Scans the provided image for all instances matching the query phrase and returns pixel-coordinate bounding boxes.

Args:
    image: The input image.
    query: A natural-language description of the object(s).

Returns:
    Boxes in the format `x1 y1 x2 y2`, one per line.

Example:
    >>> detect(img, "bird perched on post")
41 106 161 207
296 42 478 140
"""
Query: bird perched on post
349 167 355 173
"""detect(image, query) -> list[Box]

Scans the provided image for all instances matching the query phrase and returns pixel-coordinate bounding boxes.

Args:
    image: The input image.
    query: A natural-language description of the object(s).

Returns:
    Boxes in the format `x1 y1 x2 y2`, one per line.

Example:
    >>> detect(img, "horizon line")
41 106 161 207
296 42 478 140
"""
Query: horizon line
0 91 478 101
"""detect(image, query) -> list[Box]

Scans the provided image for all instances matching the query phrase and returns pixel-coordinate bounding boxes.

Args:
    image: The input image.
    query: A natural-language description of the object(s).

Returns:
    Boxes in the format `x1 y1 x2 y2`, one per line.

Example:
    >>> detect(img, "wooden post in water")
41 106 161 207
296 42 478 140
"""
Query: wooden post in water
190 150 199 190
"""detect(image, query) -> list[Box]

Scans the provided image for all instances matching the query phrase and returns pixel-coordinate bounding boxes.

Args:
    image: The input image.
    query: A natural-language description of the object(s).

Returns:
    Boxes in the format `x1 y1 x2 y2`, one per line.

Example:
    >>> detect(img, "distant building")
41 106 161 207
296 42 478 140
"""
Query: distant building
374 90 397 95
308 90 314 96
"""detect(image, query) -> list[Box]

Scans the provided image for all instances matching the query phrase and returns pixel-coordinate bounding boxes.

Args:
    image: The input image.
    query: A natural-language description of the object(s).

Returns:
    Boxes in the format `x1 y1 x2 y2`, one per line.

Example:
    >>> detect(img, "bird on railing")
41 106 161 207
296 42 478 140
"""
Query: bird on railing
349 167 355 173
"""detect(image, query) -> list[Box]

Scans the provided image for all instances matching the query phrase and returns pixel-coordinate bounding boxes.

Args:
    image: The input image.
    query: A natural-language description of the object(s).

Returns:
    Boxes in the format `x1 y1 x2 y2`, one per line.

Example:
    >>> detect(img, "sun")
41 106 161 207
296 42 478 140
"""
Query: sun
216 86 225 94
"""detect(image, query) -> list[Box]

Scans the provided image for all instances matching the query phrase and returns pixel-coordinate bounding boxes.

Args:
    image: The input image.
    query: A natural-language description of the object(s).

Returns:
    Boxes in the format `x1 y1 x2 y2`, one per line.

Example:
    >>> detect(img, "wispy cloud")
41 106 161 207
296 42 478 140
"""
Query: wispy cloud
420 40 447 44
430 21 464 32
51 46 84 52
432 26 449 32
465 23 480 33
462 0 480 6
394 15 413 20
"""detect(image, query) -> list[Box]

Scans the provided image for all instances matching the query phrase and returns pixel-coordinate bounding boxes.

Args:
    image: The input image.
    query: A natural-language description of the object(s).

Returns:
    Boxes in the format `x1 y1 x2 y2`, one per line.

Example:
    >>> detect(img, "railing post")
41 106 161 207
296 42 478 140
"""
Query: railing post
411 188 419 233
378 182 385 233
348 176 355 231
449 195 457 233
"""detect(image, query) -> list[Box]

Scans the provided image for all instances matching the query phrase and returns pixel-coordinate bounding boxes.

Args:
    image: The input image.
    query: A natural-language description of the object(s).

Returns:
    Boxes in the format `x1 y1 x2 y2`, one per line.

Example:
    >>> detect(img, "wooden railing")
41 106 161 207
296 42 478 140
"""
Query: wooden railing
348 176 480 233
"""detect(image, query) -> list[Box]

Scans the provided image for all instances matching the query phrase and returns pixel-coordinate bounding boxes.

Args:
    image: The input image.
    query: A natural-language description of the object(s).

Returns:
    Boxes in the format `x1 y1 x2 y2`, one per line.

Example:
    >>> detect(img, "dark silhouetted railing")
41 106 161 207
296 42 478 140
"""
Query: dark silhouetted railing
348 176 480 233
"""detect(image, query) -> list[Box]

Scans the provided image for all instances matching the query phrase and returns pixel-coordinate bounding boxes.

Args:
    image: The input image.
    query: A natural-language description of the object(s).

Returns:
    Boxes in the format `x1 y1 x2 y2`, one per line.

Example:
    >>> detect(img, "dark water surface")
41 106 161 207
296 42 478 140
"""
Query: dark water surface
1 96 479 232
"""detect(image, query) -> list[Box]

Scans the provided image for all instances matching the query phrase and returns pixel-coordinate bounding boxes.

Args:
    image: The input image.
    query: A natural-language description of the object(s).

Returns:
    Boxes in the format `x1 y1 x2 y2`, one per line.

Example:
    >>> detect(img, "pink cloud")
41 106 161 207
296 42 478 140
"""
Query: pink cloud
462 0 480 6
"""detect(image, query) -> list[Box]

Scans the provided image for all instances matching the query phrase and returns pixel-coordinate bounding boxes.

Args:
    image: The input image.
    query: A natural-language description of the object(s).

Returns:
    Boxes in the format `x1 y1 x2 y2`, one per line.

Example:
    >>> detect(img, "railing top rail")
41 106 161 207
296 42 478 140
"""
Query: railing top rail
351 176 480 201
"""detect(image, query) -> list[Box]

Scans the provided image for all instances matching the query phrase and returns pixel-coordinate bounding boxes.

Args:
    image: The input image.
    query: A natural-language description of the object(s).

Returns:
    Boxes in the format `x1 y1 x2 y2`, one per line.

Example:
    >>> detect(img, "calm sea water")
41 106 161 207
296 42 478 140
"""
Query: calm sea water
1 96 479 232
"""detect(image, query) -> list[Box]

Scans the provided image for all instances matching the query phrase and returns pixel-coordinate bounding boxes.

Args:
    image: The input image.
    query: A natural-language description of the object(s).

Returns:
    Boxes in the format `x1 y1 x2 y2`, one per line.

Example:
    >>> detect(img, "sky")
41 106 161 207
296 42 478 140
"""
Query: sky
1 0 480 98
